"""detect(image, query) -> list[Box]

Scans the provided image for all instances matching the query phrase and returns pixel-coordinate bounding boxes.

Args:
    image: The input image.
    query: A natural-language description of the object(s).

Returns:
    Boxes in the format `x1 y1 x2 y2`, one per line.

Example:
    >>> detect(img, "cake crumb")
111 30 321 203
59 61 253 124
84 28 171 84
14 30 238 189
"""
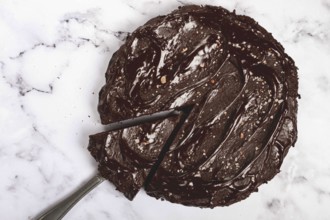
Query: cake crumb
160 75 167 84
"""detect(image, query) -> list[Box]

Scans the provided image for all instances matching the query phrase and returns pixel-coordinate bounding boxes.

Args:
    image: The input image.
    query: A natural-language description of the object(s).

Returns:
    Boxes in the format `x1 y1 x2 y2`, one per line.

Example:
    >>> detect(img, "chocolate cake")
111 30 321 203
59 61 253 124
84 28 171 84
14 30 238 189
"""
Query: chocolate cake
88 5 298 207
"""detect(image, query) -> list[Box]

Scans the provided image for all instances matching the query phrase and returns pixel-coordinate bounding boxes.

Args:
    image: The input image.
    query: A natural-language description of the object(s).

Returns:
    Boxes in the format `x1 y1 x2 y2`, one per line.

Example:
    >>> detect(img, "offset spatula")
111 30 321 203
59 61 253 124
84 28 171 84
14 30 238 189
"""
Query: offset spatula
34 109 182 220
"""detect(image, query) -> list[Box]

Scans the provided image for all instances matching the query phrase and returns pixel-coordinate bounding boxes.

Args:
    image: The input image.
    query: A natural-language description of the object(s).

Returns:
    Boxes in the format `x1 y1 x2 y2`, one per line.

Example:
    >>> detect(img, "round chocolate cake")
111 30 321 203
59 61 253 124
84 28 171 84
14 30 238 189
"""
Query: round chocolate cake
88 5 298 207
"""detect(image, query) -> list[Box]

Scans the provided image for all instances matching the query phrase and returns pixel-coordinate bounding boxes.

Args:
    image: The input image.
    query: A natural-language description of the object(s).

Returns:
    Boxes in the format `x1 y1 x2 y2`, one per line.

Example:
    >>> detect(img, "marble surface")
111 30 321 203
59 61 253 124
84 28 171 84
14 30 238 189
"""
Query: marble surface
1 0 330 219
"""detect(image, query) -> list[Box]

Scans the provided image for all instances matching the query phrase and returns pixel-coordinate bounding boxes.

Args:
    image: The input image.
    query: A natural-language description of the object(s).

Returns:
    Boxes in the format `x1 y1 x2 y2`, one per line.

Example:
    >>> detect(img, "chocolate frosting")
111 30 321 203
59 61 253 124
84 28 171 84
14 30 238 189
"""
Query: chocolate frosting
88 115 181 199
89 5 298 207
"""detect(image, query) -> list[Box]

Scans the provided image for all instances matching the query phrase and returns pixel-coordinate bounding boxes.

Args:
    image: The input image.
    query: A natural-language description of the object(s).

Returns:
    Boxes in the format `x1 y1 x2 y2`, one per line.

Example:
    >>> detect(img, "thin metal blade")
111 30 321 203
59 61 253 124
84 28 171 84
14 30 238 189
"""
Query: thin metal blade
103 109 181 131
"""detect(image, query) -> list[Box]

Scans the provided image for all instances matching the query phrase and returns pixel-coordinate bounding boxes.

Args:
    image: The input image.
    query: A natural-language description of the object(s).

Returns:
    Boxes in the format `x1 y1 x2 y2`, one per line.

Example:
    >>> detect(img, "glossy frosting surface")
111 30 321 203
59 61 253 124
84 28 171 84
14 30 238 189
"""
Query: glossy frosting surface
88 115 181 200
94 5 298 207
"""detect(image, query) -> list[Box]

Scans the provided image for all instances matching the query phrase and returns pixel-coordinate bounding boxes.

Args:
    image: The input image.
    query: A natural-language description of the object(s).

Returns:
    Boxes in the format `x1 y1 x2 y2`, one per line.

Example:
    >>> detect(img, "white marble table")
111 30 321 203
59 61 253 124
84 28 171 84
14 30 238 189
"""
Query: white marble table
1 0 330 219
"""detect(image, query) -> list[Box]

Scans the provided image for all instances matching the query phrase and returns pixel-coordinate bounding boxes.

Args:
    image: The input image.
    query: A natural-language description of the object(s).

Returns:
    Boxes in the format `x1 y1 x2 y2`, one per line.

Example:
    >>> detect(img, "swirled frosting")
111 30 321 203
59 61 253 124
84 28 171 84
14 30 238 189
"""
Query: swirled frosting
88 115 181 200
89 5 298 207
